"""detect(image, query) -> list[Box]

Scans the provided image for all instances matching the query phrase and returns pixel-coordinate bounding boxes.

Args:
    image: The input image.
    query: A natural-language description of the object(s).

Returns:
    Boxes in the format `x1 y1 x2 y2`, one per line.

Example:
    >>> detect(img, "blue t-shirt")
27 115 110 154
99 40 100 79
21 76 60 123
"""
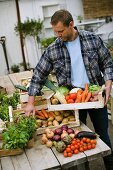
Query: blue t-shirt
65 36 89 88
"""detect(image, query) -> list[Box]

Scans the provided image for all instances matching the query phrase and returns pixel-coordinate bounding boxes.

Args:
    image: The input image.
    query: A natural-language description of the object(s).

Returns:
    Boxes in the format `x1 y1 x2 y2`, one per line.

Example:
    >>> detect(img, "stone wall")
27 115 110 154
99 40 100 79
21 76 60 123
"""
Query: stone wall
82 0 113 19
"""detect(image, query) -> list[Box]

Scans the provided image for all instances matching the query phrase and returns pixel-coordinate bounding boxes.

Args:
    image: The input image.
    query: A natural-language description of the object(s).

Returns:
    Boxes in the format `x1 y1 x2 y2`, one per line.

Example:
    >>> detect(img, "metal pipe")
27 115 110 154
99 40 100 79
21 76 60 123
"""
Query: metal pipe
0 36 10 73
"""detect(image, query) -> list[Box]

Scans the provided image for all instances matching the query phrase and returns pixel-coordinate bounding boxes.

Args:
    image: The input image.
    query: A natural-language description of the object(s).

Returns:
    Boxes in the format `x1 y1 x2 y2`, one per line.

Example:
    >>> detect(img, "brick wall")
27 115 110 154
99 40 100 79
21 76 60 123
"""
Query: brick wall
83 0 113 19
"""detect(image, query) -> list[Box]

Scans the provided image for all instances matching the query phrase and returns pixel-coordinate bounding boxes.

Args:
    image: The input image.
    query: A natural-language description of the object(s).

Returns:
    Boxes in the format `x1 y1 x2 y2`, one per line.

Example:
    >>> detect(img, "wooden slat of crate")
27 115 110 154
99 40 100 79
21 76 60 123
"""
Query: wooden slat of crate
47 93 104 111
0 75 15 95
0 148 23 157
8 70 33 85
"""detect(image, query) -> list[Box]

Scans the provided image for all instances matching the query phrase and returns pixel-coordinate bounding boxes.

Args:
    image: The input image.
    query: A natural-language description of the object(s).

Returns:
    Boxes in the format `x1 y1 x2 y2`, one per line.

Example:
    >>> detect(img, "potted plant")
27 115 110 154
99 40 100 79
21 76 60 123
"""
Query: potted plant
11 64 20 73
14 18 43 39
77 15 83 23
41 37 56 48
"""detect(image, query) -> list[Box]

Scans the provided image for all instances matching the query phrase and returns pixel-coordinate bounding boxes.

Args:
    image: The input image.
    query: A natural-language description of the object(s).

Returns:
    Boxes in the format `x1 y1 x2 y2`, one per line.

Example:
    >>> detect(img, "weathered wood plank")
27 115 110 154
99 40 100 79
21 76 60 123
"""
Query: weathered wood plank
11 152 32 170
0 159 2 170
51 146 86 169
25 135 60 170
0 75 15 95
8 71 33 85
0 157 14 170
81 123 111 158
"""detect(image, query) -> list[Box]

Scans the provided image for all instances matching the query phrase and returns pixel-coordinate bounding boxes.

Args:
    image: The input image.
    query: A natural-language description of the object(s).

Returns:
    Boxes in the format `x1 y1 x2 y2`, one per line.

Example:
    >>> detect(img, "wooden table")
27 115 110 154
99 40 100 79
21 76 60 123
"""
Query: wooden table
0 123 111 170
0 71 111 169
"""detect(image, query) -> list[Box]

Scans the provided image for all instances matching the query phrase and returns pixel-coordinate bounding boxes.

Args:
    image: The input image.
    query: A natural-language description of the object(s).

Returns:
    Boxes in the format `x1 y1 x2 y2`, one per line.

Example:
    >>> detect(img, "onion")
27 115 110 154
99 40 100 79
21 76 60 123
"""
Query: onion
67 128 74 134
52 135 61 141
61 125 68 131
54 128 62 135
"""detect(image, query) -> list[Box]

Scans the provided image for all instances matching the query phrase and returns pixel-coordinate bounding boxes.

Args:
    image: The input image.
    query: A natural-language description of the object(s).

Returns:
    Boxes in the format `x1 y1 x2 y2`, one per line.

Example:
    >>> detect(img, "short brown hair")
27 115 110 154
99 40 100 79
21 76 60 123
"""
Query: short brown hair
51 9 73 26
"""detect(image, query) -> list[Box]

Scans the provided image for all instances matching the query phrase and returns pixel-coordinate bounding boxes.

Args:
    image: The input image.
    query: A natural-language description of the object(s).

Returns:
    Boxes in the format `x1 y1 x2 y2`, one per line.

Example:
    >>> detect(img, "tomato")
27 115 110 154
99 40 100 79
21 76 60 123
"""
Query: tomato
87 144 92 150
91 144 96 149
72 140 77 145
82 137 87 143
69 93 77 100
63 151 68 157
83 145 88 151
70 145 75 151
67 152 73 157
74 144 79 149
90 140 97 145
67 99 75 103
66 147 71 153
65 95 70 101
79 147 84 152
86 138 91 143
74 149 79 154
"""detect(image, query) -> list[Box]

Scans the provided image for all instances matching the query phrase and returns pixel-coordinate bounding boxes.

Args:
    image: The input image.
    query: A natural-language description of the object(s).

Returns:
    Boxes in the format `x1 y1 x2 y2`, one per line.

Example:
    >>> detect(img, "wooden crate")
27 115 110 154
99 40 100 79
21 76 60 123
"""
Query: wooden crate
0 148 23 157
35 106 80 135
47 92 104 111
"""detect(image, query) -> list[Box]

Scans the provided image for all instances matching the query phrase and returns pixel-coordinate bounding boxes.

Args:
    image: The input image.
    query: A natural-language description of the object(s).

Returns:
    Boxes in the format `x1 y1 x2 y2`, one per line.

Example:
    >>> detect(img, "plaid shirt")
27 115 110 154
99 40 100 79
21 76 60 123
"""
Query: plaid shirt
28 30 113 96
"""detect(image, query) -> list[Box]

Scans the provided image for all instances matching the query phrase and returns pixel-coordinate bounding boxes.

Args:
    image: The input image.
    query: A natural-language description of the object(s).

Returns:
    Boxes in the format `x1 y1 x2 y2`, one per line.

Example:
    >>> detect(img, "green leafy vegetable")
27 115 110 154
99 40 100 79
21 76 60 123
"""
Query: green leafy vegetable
2 116 37 149
89 85 101 92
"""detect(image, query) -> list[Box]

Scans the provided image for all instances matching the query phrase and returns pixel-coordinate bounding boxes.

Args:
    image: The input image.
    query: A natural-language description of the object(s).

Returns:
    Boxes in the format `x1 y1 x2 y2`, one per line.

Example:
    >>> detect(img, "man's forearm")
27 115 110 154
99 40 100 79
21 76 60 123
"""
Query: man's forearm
28 96 35 104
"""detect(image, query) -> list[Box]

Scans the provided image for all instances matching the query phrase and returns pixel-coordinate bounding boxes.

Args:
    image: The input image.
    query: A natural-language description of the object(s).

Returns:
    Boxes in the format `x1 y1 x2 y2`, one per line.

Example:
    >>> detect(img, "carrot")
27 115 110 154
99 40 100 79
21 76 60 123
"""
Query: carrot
77 89 83 96
84 83 89 91
41 109 49 118
36 115 46 120
49 111 55 117
81 90 88 102
85 92 92 102
75 94 82 103
36 110 46 117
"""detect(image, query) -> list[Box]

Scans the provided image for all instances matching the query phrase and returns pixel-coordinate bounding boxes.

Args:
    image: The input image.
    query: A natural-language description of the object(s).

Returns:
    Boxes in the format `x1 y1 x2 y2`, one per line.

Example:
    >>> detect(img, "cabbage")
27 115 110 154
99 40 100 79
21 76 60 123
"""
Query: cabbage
57 86 69 96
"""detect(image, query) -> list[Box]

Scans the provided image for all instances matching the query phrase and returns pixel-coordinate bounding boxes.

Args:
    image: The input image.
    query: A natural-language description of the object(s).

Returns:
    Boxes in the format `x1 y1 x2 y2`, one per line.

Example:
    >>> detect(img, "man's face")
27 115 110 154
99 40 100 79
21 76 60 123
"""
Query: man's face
52 21 74 41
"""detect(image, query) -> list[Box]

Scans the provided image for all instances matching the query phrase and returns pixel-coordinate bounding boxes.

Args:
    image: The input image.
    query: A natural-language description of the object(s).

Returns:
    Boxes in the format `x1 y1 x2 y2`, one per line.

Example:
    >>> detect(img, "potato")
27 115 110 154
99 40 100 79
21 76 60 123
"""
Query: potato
62 118 68 123
51 98 59 105
53 120 59 126
63 111 70 117
48 116 54 122
48 121 53 126
54 111 61 116
55 115 63 122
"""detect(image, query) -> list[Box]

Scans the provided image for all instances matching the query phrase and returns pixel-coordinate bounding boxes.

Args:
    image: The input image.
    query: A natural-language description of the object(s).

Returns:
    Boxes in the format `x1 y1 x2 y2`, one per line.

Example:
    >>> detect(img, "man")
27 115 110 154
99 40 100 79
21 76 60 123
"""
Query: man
25 10 113 150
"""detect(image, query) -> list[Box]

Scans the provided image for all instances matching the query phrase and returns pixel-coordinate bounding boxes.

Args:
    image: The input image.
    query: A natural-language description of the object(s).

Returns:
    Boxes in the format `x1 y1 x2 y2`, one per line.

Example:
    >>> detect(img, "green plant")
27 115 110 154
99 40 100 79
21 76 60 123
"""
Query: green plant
14 18 43 38
41 37 56 48
0 91 20 121
77 15 83 23
19 62 31 70
2 116 37 149
11 64 20 73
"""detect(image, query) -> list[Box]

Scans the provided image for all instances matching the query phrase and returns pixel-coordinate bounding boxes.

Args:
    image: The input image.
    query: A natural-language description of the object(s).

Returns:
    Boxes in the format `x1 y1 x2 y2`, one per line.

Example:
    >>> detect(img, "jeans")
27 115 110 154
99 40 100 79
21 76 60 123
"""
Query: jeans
79 106 112 149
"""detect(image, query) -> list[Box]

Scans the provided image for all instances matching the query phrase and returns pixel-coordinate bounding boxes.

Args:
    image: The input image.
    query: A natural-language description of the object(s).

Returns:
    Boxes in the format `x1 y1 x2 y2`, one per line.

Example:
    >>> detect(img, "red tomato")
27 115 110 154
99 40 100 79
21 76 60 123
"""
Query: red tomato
65 95 70 101
69 93 77 99
74 149 79 154
67 99 74 103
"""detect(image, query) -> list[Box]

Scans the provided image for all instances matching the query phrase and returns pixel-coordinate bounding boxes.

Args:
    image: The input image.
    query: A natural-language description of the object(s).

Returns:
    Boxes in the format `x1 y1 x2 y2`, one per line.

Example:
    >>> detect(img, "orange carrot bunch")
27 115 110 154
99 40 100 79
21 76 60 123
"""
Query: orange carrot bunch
65 83 92 103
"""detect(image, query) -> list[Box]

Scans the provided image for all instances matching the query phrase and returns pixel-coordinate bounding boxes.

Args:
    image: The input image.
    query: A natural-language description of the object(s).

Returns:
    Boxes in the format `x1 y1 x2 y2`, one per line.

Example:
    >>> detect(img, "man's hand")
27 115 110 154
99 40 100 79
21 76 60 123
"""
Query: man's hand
24 103 35 116
24 96 35 116
104 80 112 105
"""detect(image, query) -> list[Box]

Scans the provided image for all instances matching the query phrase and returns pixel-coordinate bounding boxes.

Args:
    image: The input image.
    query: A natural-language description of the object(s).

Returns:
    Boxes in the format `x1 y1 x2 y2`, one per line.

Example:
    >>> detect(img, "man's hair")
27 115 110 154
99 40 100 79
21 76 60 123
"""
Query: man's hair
51 9 73 26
